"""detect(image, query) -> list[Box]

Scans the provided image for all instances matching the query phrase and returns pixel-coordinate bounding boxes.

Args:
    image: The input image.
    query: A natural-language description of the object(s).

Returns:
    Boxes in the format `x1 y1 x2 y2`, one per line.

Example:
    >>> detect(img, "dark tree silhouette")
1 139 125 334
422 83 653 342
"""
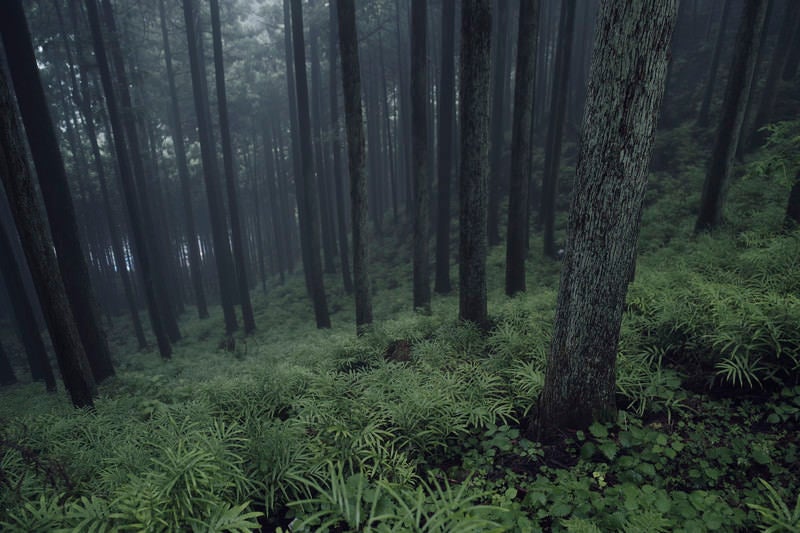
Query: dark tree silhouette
290 0 331 329
210 0 256 334
0 56 96 407
84 0 172 359
505 0 540 297
0 0 114 383
540 0 576 259
328 0 353 295
159 0 208 320
183 0 240 335
411 0 430 312
338 0 373 334
458 0 492 330
696 0 769 232
696 0 732 129
0 201 56 390
538 0 677 435
434 0 456 295
0 339 15 386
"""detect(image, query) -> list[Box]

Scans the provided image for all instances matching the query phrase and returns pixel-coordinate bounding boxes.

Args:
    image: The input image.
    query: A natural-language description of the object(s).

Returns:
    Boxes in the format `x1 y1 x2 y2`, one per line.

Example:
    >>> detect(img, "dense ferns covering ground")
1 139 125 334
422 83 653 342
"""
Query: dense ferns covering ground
1 123 799 532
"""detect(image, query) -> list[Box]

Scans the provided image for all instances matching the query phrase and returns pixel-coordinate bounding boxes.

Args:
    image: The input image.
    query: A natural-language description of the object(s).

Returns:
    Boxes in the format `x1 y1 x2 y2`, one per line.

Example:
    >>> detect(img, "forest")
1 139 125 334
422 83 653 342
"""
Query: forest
0 0 799 530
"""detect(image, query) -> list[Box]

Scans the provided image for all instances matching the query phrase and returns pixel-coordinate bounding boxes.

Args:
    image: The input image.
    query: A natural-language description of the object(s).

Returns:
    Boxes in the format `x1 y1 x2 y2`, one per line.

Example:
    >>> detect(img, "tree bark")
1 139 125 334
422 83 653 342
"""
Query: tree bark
290 0 331 329
159 0 208 320
540 0 576 259
411 0 431 312
1 0 114 383
183 0 240 335
338 0 373 334
84 0 173 359
696 0 768 232
434 0 456 295
329 0 354 295
486 0 509 247
537 0 677 436
0 57 96 407
696 0 732 129
458 0 492 330
210 0 255 333
505 0 540 297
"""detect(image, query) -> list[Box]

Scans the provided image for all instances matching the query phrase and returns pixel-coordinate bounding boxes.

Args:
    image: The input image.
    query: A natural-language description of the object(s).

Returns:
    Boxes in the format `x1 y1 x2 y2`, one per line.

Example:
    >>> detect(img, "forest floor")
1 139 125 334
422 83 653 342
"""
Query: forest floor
1 122 799 532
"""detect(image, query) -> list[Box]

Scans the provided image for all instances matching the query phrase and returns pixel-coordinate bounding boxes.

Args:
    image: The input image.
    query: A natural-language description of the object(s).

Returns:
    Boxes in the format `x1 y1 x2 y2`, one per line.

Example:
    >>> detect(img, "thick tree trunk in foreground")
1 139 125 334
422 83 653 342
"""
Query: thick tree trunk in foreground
0 60 96 407
434 0 456 295
695 0 768 233
84 0 172 359
291 0 331 329
210 0 255 334
0 0 114 383
458 0 492 330
183 0 240 335
411 0 431 312
338 0 373 334
505 0 540 297
537 0 677 436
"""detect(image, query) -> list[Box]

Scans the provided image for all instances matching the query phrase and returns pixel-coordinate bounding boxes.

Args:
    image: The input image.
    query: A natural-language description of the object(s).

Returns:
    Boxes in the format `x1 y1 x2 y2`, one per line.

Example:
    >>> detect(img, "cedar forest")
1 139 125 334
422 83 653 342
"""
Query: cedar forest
0 0 799 531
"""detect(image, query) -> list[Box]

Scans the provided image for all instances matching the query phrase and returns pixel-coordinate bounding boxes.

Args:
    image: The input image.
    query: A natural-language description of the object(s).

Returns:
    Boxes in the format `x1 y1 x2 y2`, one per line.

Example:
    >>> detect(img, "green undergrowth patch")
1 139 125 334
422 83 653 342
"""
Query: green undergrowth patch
2 122 800 531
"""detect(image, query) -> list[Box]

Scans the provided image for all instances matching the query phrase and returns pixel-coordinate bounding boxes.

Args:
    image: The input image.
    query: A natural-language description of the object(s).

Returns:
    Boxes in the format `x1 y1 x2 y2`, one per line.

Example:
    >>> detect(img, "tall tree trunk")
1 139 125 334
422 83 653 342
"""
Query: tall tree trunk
458 0 492 330
434 0 456 295
0 339 16 386
100 0 182 344
747 0 800 149
538 0 677 436
540 0 576 259
0 200 56 390
159 0 208 320
182 0 240 335
0 57 96 407
83 0 172 359
1 0 114 383
329 0 354 295
210 0 255 334
290 0 331 329
696 0 733 129
411 0 431 312
505 0 540 297
486 0 509 247
263 127 286 285
338 0 373 334
696 0 768 232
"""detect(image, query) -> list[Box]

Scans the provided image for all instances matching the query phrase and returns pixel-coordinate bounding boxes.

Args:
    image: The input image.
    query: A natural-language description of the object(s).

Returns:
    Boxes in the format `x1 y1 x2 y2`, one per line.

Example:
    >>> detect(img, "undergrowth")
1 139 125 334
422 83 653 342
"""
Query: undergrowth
1 122 799 531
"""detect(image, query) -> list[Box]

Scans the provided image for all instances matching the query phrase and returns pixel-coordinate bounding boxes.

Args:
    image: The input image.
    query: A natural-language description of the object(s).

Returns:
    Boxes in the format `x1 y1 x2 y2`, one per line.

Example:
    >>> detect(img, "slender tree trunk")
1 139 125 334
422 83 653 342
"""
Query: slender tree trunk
748 0 800 149
696 0 768 232
329 0 353 295
538 0 677 436
696 0 732 129
0 201 56 390
0 339 16 386
782 18 800 81
0 58 96 407
540 0 576 259
458 0 492 330
486 0 509 247
183 0 240 335
505 0 540 297
434 0 456 295
411 0 431 312
84 0 172 359
209 0 255 334
291 0 331 329
338 0 373 334
159 0 208 320
1 0 114 383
